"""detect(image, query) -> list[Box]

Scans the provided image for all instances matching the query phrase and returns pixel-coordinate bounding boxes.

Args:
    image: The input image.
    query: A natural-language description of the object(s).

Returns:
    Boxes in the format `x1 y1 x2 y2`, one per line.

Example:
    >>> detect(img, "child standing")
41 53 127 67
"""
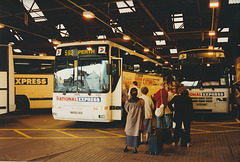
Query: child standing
140 87 155 144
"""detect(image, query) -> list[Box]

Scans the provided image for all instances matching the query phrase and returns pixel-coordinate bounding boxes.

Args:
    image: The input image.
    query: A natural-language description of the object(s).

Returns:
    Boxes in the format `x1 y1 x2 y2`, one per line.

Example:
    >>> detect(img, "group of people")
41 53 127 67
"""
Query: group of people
123 81 193 154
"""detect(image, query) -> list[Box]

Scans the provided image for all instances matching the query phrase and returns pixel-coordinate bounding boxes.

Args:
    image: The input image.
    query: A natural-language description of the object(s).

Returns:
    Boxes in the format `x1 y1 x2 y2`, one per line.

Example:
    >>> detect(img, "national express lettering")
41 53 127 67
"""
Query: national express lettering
56 96 101 102
15 78 48 85
189 92 225 97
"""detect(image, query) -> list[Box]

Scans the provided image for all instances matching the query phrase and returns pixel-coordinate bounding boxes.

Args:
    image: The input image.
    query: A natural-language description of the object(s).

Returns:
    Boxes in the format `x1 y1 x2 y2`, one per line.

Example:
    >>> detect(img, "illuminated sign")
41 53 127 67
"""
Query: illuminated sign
98 46 106 54
78 49 96 55
15 78 48 85
56 49 62 56
216 52 224 57
179 54 187 59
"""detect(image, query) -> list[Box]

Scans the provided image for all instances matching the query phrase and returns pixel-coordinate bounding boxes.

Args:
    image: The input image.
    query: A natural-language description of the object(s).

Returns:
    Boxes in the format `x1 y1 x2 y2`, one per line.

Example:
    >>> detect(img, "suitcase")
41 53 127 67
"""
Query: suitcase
161 128 173 144
149 129 163 155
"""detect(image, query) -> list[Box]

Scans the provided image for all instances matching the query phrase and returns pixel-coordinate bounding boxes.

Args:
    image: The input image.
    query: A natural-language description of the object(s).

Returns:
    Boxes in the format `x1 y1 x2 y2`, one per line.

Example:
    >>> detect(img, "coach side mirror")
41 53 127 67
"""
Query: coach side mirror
107 64 112 75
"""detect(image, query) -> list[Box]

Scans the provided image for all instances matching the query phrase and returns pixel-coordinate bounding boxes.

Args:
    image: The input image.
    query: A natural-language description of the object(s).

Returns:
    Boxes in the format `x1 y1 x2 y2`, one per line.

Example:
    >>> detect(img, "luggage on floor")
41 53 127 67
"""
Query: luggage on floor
149 129 163 155
161 128 173 144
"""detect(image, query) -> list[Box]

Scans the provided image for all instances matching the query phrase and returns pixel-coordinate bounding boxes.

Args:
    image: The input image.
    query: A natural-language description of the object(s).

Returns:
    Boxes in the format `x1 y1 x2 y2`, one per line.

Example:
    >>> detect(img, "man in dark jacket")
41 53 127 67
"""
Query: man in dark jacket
168 87 193 147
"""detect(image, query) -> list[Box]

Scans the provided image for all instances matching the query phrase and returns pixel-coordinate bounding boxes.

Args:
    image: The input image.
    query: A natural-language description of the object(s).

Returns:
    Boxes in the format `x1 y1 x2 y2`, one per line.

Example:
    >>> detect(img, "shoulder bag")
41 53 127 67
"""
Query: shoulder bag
155 90 164 117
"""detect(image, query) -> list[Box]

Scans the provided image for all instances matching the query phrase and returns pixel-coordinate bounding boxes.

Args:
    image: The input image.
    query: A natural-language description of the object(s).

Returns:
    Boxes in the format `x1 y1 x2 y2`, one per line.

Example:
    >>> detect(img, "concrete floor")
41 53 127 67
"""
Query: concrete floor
0 109 239 161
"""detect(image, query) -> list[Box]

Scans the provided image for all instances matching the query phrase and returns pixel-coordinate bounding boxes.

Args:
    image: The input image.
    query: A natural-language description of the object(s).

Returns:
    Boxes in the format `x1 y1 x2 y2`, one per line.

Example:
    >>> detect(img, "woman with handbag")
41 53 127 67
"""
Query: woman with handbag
154 82 168 128
124 88 145 154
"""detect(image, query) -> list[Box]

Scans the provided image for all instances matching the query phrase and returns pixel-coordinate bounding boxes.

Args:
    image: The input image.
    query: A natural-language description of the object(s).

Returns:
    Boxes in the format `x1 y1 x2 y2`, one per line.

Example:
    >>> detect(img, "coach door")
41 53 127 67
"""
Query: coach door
111 58 122 120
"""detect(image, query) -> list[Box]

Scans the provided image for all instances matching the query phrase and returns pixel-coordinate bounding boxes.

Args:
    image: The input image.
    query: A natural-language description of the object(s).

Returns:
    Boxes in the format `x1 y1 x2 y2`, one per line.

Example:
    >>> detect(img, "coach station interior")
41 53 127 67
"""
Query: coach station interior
0 0 240 161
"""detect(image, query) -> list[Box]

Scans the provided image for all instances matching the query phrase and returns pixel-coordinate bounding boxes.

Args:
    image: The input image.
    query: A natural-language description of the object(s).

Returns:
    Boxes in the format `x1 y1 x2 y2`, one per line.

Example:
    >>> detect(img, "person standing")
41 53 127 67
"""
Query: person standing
168 87 193 147
128 81 142 99
124 88 145 154
139 87 155 144
154 82 168 128
164 83 175 129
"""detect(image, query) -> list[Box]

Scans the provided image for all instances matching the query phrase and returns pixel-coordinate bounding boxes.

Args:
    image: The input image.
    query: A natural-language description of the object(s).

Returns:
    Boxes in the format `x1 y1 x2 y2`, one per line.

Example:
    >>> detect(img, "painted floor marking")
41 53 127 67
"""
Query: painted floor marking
55 130 79 138
95 129 125 138
1 121 239 139
13 129 32 138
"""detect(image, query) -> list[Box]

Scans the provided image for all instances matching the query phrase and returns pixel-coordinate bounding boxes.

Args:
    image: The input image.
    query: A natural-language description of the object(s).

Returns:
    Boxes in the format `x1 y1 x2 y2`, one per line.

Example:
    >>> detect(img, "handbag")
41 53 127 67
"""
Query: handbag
155 103 164 117
155 90 164 117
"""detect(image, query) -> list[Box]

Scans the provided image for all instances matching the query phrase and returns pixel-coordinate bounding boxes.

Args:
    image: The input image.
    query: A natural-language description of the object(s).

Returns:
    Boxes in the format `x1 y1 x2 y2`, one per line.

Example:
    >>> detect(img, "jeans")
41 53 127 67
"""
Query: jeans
156 116 166 129
165 114 173 129
157 114 173 129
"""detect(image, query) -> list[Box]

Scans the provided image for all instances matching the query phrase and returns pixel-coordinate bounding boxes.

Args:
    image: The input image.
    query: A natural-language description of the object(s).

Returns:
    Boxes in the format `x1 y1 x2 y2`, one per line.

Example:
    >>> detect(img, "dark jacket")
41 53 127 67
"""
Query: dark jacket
168 94 193 121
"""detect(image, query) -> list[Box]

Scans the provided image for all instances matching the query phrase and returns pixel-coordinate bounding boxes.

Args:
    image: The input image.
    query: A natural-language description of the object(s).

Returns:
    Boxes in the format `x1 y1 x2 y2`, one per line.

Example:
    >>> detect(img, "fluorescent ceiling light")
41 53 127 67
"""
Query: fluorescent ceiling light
10 29 23 41
111 27 123 33
123 35 131 40
217 37 229 43
153 31 164 36
143 48 150 52
173 22 184 29
173 17 183 22
13 49 22 53
97 35 107 39
116 1 136 14
229 0 240 4
170 49 177 54
60 30 69 37
218 28 230 32
209 31 216 36
83 11 95 18
56 24 69 37
155 40 166 45
20 0 47 22
210 0 219 8
172 14 183 17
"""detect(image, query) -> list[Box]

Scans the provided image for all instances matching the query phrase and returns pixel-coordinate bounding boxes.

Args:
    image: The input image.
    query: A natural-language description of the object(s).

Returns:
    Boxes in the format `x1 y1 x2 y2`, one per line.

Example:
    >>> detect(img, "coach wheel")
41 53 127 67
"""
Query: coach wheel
15 96 30 113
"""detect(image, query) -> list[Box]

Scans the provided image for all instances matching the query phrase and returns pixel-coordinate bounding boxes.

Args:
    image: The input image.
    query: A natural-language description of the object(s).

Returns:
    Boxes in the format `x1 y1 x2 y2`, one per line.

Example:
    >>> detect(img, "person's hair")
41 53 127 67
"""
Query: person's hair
132 81 138 86
130 88 138 98
129 88 139 102
178 87 188 95
141 87 148 95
